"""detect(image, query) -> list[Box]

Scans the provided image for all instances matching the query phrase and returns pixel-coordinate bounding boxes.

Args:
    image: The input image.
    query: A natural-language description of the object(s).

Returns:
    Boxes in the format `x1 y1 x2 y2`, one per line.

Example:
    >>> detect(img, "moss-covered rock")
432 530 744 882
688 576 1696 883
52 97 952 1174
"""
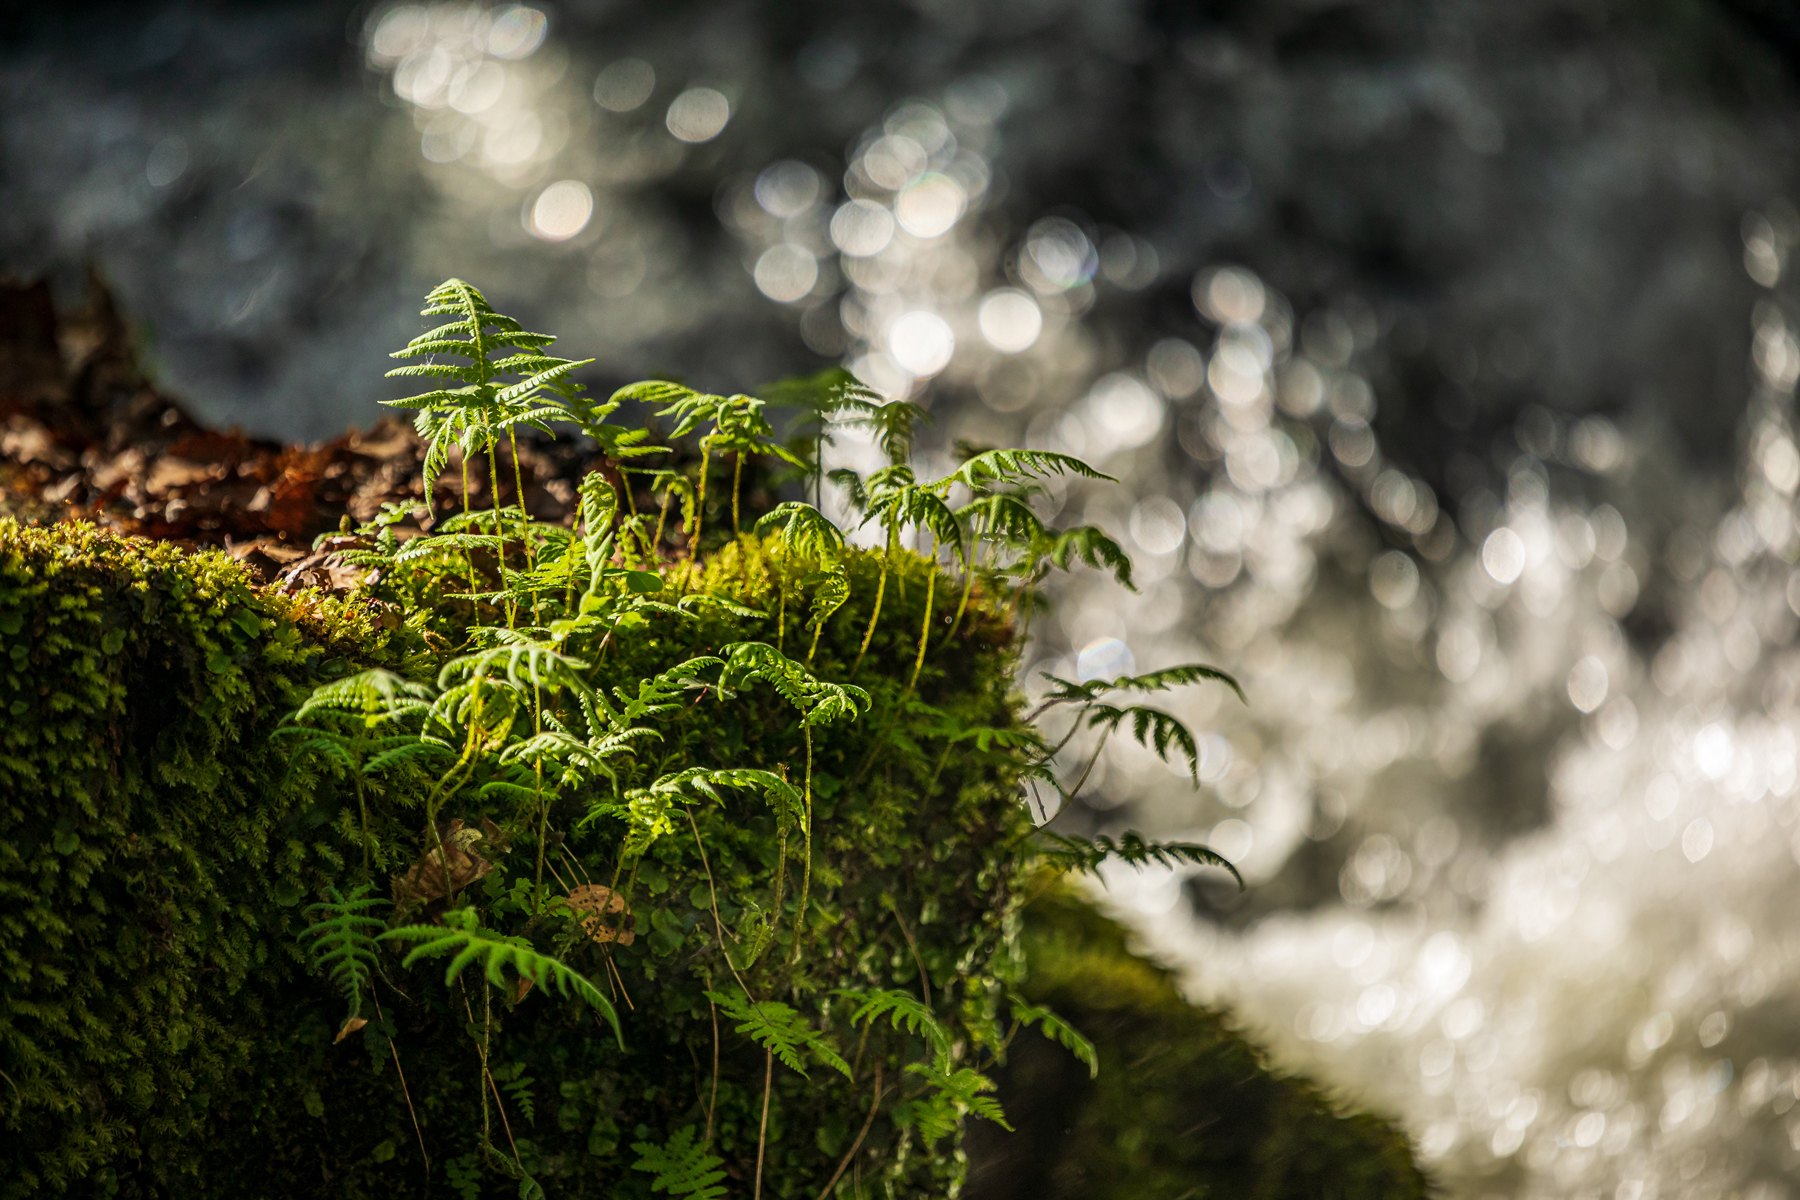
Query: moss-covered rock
1 519 1426 1200
966 890 1428 1200
0 519 408 1197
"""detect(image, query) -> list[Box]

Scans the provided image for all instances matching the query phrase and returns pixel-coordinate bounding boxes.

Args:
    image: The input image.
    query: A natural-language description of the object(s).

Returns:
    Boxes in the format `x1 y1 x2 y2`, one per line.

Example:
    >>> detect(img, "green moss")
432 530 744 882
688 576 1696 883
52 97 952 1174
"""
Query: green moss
966 890 1429 1200
0 519 408 1198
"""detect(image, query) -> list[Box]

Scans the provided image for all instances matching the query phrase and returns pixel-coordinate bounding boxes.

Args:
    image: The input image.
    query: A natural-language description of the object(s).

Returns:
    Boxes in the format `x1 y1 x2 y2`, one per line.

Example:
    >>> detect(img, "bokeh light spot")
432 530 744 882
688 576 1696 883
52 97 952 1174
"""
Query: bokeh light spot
977 289 1042 353
528 179 593 241
666 87 730 143
887 310 954 376
753 244 818 303
594 58 654 112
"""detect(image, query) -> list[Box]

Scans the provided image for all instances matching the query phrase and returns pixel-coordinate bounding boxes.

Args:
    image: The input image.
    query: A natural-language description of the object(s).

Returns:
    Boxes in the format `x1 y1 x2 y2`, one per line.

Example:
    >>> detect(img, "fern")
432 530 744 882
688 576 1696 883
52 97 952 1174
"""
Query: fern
642 767 805 831
1040 525 1136 590
1038 664 1246 707
837 988 951 1055
716 641 871 727
1085 703 1202 780
939 448 1116 492
299 885 389 1025
630 1126 727 1198
704 988 851 1079
1037 831 1244 890
381 908 622 1045
493 1061 537 1125
849 397 932 466
896 1058 1009 1144
1007 995 1098 1078
443 1153 484 1200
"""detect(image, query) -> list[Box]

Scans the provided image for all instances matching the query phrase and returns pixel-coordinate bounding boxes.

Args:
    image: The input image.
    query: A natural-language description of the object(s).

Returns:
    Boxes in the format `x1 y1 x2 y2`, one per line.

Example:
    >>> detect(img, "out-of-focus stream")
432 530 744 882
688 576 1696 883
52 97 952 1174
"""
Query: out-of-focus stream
9 1 1800 1194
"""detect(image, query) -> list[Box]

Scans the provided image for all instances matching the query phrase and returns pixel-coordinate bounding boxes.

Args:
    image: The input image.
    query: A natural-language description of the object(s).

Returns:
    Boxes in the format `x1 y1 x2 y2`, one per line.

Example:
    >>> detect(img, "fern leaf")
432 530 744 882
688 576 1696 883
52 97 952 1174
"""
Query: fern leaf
1040 664 1246 706
704 988 851 1079
1042 525 1136 590
630 1126 727 1199
942 448 1115 492
1036 831 1244 890
382 908 623 1046
1085 703 1200 779
1007 995 1098 1078
716 641 870 727
300 885 389 1022
837 988 951 1055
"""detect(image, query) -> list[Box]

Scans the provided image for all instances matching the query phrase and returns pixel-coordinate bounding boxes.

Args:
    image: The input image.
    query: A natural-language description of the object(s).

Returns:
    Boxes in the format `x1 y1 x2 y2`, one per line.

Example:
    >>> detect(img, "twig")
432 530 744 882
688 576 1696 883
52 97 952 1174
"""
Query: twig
371 995 428 1177
685 809 750 997
753 1047 773 1200
705 994 720 1150
813 1061 884 1200
886 900 932 1008
602 948 635 1011
462 987 523 1175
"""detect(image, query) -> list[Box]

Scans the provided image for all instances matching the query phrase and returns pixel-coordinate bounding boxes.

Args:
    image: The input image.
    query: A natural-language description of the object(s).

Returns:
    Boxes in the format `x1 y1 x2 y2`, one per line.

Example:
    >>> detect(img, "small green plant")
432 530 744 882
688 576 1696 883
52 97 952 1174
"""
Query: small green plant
271 279 1244 1198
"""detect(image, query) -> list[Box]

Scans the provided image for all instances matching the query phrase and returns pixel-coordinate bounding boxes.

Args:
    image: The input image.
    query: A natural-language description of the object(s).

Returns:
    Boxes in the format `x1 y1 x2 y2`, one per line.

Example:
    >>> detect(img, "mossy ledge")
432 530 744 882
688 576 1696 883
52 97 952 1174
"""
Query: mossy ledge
1 518 1426 1199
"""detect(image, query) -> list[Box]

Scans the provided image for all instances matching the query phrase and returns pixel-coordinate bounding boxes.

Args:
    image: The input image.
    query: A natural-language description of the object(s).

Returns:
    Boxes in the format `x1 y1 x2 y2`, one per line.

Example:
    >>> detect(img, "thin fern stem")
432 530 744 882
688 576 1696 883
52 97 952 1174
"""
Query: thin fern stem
460 449 479 609
507 426 540 624
939 537 983 652
479 413 513 628
353 776 372 873
753 1047 773 1200
774 548 788 654
850 544 890 676
787 727 814 966
705 994 720 1151
684 809 751 997
370 993 429 1177
685 446 711 592
904 536 938 693
731 451 744 536
885 899 932 1008
813 1059 883 1200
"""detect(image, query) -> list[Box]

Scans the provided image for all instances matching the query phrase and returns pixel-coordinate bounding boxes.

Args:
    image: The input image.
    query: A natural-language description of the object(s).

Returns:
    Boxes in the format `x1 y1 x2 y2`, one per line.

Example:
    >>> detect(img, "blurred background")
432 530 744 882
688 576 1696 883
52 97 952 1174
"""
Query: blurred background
9 0 1800 1193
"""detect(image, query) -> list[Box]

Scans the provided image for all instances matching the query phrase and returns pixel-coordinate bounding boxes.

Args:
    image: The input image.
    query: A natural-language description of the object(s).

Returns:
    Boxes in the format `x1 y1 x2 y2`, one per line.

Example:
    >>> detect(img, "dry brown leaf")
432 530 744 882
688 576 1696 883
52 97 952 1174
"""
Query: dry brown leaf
334 1016 368 1044
565 884 635 945
392 819 494 908
514 977 534 1004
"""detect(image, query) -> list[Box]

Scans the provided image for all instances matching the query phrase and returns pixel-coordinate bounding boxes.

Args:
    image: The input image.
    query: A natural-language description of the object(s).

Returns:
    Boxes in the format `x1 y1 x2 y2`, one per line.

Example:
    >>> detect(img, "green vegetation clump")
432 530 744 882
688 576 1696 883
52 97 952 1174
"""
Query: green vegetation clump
965 890 1429 1199
0 521 409 1197
1 280 1425 1200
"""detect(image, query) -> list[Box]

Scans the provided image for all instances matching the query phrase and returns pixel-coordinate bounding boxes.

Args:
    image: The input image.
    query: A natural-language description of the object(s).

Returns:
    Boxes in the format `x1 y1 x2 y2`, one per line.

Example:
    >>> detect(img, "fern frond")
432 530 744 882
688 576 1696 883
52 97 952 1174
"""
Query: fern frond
897 1058 1009 1143
1007 995 1098 1078
630 1126 727 1199
941 448 1115 492
716 641 871 726
643 767 805 832
837 988 951 1055
291 669 435 724
382 908 622 1045
1085 703 1200 779
1036 831 1244 889
1039 664 1246 706
704 988 850 1079
1041 525 1136 590
300 885 389 1022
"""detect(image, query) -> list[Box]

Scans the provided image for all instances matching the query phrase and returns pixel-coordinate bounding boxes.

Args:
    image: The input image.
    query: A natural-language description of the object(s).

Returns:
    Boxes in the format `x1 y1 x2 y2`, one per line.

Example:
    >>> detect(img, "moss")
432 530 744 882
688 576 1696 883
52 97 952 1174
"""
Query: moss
965 890 1430 1200
0 519 409 1198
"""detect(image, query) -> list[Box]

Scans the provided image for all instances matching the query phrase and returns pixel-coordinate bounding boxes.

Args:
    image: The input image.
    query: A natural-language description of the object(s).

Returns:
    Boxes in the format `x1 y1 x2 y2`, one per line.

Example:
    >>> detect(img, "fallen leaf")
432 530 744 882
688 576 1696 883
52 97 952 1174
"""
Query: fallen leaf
565 884 635 945
392 819 494 908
